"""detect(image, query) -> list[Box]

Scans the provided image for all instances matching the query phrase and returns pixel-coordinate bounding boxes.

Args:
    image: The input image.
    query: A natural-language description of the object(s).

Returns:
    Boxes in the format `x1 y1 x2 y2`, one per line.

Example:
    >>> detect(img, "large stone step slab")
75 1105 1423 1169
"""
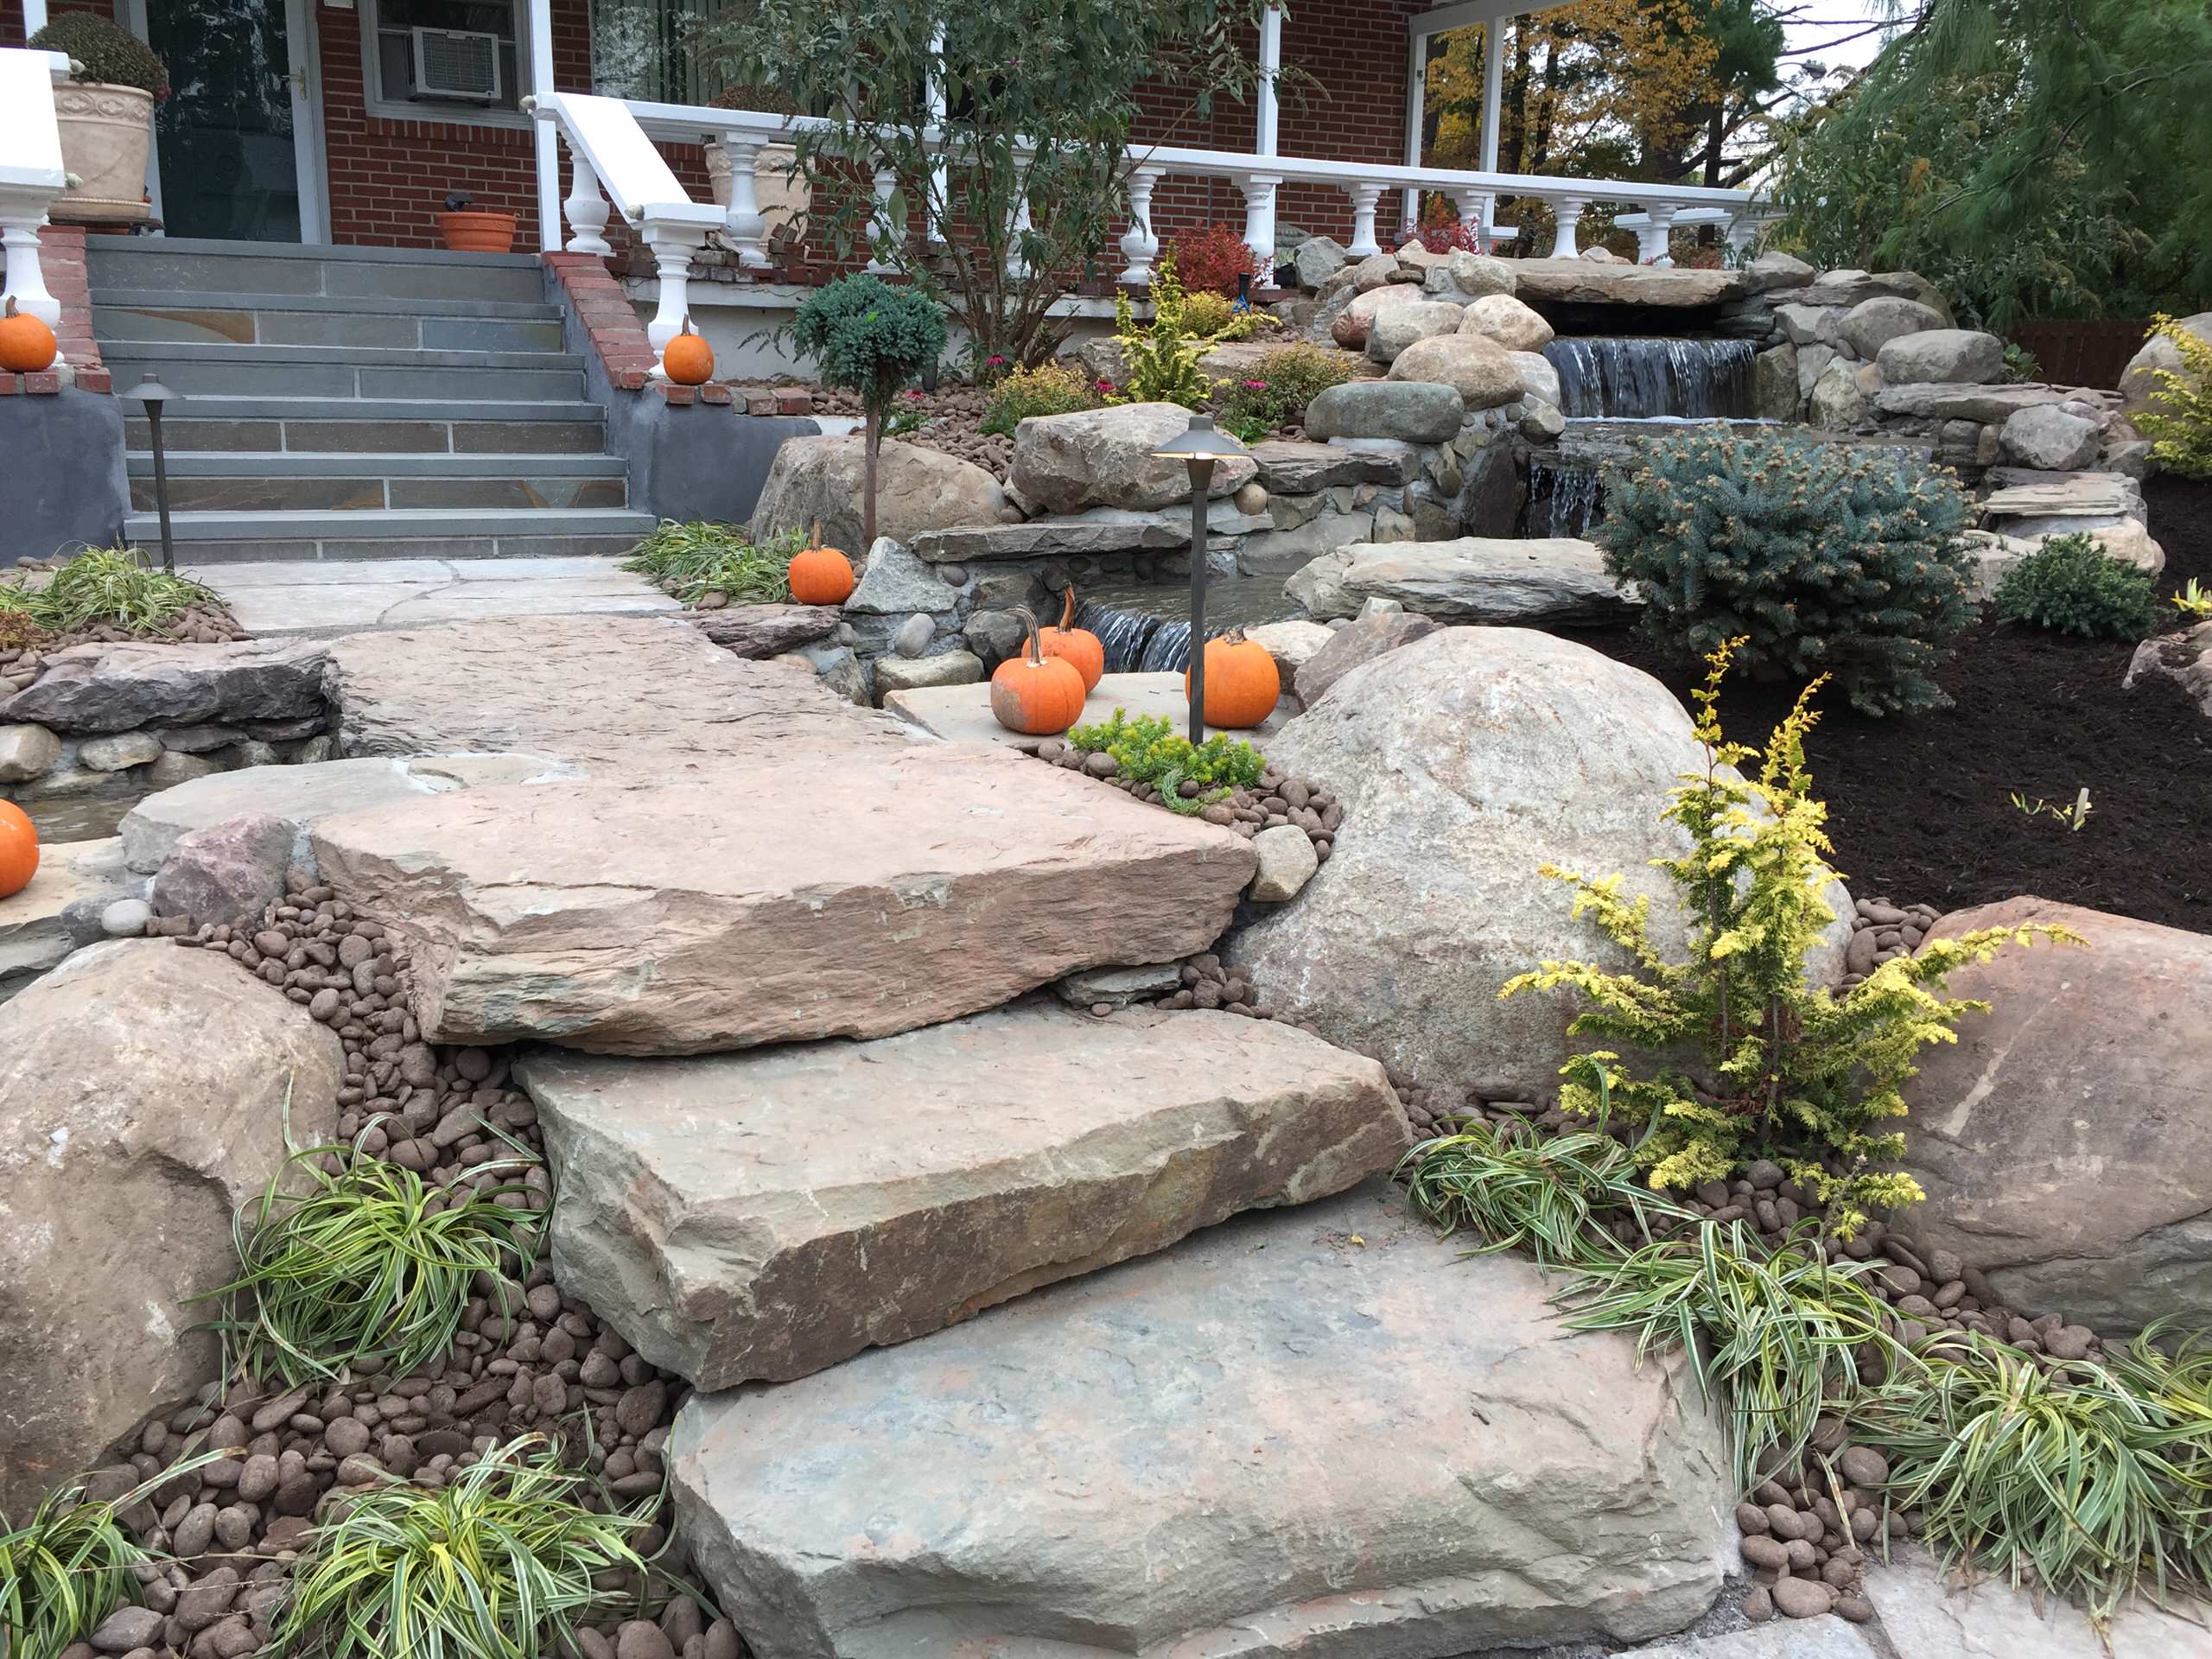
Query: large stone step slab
313 747 1257 1052
518 1003 1407 1388
669 1180 1732 1659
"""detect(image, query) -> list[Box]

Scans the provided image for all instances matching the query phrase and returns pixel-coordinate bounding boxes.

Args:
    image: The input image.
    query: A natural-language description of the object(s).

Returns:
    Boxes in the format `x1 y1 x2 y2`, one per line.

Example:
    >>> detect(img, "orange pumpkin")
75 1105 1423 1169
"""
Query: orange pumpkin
0 800 38 899
990 606 1088 735
1184 627 1281 728
663 315 714 386
1037 584 1105 691
0 297 56 374
786 521 855 606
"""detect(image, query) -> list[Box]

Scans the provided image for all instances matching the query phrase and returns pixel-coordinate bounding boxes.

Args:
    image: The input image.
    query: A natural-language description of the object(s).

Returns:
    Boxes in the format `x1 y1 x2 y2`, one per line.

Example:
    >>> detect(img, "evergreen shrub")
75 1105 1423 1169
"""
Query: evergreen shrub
1596 429 1977 715
1992 532 2159 639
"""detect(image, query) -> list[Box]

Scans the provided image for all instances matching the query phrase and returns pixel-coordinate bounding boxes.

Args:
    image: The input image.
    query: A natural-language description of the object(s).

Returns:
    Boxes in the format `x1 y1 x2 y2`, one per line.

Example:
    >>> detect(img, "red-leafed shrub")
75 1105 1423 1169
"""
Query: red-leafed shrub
1167 224 1267 296
1410 194 1482 253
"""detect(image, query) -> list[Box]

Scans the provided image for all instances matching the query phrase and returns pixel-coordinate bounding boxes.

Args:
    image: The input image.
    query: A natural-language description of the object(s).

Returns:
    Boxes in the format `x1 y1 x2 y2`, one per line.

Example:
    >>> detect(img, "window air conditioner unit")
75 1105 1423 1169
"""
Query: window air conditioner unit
411 27 501 102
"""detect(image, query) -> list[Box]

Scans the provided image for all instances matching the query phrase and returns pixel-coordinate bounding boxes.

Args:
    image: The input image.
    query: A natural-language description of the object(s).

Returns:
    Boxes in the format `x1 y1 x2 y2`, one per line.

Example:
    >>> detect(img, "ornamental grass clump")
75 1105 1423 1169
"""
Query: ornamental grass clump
1501 640 2080 1236
201 1141 542 1388
265 1436 663 1659
1596 428 1977 715
22 546 213 636
1 1480 154 1659
1992 531 2161 639
620 520 804 607
1401 1119 1690 1269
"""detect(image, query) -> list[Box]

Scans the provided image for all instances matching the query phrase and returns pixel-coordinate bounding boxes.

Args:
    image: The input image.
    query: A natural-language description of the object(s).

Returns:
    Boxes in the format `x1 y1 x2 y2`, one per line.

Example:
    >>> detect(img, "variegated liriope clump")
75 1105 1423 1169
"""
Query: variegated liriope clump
1502 639 2082 1237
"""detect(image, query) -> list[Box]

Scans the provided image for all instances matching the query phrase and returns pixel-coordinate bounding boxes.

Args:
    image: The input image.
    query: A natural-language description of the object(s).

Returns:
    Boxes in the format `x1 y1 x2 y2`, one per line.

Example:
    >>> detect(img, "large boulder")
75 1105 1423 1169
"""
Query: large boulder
518 1004 1406 1388
1838 296 1948 361
313 748 1257 1053
1459 291 1554 353
1292 613 1439 708
2118 312 2210 422
1329 281 1424 350
1421 251 1516 301
1287 539 1635 626
688 603 842 659
1303 380 1464 444
1874 328 2006 386
1512 348 1563 410
2126 620 2212 720
1232 629 1847 1098
1899 898 2212 1332
1385 333 1523 410
1999 404 2103 472
0 941 342 1516
3 638 328 736
751 435 1007 552
1365 298 1466 365
1291 235 1349 289
1007 403 1255 515
669 1182 1732 1659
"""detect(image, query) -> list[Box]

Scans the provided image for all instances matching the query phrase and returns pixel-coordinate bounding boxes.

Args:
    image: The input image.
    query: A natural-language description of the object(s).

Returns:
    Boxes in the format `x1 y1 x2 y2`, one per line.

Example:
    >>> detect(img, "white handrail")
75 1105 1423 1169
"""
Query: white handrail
0 47 71 331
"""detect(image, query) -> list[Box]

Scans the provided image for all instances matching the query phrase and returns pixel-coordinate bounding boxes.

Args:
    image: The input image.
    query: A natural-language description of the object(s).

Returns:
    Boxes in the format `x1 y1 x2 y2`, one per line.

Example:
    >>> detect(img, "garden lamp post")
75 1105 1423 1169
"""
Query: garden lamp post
1150 413 1252 743
118 372 181 575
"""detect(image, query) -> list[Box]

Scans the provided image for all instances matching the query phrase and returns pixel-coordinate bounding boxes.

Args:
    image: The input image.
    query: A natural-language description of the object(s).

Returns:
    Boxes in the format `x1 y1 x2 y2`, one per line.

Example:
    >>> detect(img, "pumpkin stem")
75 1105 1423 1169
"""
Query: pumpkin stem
3 297 14 319
1058 584 1077 632
1012 605 1043 665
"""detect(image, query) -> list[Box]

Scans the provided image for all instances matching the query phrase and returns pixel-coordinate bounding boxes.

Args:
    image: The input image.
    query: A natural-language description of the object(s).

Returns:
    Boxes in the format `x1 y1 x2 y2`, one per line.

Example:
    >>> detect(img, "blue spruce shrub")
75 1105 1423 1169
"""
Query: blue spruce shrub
1596 429 1977 715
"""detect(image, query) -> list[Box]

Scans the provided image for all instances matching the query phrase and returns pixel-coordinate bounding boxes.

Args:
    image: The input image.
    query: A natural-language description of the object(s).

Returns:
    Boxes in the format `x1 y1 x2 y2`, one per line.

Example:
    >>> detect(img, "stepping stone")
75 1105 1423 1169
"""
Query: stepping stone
1 637 328 736
884 671 1288 752
669 1180 1732 1659
313 746 1257 1052
518 1001 1406 1387
319 614 912 769
1288 537 1637 626
1981 473 2145 540
118 752 580 874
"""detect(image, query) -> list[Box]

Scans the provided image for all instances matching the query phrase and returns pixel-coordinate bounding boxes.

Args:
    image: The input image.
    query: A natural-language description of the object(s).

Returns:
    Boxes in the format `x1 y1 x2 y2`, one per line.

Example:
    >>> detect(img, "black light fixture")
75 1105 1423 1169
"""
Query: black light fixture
118 372 181 575
1148 412 1253 743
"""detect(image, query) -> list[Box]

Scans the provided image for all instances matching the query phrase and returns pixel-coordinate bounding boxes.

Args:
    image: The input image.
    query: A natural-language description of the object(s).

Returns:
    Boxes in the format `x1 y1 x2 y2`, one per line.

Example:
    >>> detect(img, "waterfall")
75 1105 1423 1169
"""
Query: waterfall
1541 337 1756 420
1522 462 1605 539
1072 577 1300 674
1072 601 1165 674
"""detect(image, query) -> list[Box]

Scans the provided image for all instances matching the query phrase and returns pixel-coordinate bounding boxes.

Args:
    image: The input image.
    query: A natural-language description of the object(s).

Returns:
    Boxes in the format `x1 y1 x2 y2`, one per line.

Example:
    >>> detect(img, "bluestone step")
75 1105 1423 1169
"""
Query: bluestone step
86 237 546 305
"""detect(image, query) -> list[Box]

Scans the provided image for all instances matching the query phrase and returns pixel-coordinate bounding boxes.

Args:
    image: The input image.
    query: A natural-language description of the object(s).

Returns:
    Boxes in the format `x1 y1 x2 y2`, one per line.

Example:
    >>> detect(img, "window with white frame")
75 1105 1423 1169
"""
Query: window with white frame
363 0 525 118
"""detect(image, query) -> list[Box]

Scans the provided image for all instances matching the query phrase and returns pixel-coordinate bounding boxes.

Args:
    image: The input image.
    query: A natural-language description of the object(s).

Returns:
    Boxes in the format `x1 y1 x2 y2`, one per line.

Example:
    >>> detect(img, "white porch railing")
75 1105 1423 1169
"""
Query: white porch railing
524 92 1769 341
0 47 74 333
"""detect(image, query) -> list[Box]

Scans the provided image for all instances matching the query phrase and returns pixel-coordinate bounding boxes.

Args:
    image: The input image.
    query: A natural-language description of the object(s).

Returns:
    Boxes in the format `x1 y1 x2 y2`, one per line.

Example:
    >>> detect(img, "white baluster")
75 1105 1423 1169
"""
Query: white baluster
1452 188 1491 252
719 135 769 269
1639 203 1678 267
1241 174 1281 289
642 221 704 379
1726 213 1759 258
1004 189 1033 283
1548 195 1587 260
0 213 60 329
866 167 901 274
562 143 613 257
1119 167 1161 285
1344 182 1382 258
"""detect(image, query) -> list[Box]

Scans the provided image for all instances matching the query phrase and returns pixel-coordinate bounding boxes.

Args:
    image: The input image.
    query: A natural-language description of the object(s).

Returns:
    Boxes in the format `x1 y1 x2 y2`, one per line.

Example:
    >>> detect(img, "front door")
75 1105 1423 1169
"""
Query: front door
138 0 322 240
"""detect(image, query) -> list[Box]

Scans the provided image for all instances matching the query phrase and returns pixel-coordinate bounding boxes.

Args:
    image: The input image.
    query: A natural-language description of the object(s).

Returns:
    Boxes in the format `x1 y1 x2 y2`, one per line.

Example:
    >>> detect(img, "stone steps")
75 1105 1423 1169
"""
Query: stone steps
95 294 568 353
118 507 657 565
86 237 547 305
103 342 588 403
129 454 629 515
515 1002 1407 1387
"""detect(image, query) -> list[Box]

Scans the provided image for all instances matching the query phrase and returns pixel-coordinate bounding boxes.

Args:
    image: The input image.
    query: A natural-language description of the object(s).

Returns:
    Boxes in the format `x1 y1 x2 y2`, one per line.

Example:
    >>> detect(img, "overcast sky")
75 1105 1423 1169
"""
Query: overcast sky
1782 3 1899 73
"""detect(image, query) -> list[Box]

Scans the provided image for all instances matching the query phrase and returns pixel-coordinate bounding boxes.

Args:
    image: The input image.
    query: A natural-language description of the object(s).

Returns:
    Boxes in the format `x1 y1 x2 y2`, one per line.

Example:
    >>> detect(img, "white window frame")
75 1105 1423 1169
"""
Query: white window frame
357 0 534 130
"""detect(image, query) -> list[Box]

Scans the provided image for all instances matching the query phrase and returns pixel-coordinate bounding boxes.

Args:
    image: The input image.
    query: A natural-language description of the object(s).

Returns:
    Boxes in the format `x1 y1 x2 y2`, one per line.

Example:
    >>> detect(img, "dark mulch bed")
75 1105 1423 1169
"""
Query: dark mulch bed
1572 474 2212 934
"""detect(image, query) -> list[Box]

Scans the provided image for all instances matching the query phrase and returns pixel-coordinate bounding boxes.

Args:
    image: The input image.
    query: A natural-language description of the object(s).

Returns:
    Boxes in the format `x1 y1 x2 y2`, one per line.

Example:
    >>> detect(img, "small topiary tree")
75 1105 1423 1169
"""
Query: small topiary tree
1596 428 1978 715
1992 531 2161 639
2135 315 2212 480
791 275 947 547
1501 640 2081 1237
29 13 168 97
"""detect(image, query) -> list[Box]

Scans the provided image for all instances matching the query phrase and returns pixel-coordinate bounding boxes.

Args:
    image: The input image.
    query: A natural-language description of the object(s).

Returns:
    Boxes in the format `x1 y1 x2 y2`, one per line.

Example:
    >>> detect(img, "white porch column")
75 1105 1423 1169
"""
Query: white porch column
1401 30 1427 240
641 221 703 378
924 25 948 244
22 0 47 36
1639 203 1677 267
1255 6 1281 159
1344 182 1382 258
561 143 612 256
1548 195 1587 259
1242 174 1280 289
0 48 66 328
719 134 770 268
1118 167 1160 285
866 167 901 273
1478 22 1504 170
1004 189 1033 282
528 0 559 251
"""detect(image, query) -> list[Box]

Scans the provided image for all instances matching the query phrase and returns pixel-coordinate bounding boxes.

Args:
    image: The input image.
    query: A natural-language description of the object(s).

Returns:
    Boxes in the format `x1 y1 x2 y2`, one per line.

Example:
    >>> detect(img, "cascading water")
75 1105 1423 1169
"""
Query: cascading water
1522 462 1605 539
1073 577 1299 673
1541 337 1757 421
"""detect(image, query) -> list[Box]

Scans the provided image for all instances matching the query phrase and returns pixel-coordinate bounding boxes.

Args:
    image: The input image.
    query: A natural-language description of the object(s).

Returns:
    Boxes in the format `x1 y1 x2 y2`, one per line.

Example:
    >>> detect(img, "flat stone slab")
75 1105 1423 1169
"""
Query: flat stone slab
1872 382 2073 423
0 837 140 1001
1502 256 1745 308
687 604 841 659
885 671 1289 751
313 747 1257 1052
669 1180 1732 1659
182 556 680 639
319 614 912 771
1 636 329 735
518 1002 1406 1387
1983 474 2144 525
1249 438 1412 493
1866 1550 2207 1659
909 501 1268 564
118 752 582 874
1290 537 1637 625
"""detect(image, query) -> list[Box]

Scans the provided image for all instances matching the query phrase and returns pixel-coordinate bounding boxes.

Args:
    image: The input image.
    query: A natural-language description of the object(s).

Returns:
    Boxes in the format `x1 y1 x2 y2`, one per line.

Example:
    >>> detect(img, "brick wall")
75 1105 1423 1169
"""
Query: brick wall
0 226 109 398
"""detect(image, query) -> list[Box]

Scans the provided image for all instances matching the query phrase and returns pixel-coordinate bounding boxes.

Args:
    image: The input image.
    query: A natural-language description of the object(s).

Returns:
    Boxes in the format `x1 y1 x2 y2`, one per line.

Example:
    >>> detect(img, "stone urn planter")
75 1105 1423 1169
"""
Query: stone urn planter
705 140 807 245
50 82 154 226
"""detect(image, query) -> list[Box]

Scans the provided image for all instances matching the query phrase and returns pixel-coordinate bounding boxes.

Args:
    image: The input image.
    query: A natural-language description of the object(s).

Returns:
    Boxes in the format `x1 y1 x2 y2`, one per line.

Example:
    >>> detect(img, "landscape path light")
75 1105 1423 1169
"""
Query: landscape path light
1148 412 1252 742
118 372 181 575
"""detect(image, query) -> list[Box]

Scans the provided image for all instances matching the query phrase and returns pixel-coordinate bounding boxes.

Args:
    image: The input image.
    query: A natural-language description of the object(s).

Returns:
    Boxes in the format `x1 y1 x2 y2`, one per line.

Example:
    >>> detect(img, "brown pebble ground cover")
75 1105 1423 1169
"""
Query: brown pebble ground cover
1570 474 2212 935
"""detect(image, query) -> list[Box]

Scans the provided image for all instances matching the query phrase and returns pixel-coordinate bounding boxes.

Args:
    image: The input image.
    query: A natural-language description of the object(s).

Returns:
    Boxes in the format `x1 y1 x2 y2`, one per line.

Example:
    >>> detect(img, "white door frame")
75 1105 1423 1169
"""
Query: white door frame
119 0 330 241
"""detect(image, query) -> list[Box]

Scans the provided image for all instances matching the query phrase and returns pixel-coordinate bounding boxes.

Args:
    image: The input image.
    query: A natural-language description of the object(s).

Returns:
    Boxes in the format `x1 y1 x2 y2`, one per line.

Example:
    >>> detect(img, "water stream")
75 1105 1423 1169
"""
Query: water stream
1073 578 1301 674
1541 337 1758 421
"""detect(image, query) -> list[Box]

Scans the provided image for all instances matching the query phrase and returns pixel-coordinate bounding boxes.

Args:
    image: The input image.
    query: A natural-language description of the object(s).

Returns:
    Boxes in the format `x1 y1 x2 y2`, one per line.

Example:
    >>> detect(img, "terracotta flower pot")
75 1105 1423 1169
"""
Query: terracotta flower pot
50 82 153 226
437 210 518 253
